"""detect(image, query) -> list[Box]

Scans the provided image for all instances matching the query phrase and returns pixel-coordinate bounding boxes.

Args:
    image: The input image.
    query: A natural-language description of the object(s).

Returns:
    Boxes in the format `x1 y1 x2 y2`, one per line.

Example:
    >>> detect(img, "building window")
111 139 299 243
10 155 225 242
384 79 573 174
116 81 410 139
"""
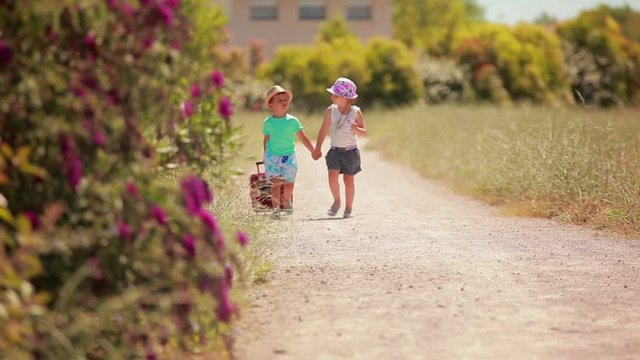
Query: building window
347 0 371 20
300 0 326 20
251 0 278 20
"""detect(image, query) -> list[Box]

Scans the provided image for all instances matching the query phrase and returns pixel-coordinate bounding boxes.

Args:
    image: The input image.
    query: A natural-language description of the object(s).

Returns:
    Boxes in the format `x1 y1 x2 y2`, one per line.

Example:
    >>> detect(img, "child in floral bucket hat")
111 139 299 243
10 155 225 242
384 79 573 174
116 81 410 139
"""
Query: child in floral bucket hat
312 77 367 218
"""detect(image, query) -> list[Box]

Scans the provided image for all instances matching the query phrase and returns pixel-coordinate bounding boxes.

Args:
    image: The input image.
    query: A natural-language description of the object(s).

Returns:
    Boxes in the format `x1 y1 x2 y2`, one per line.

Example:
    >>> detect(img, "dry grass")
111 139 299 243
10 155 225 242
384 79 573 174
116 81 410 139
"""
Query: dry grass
364 104 640 236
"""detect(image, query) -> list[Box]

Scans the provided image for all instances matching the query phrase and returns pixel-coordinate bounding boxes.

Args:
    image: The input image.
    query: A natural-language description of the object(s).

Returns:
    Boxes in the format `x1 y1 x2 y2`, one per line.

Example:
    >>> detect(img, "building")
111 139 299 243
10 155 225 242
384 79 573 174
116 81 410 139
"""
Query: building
213 0 393 59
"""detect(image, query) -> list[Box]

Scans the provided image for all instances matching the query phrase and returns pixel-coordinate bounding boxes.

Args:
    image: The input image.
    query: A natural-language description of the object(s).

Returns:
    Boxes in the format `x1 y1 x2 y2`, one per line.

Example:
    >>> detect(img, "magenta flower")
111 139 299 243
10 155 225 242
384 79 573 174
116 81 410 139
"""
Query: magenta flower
218 96 233 119
224 263 234 287
93 128 106 147
199 209 218 233
165 0 180 9
156 5 174 26
190 84 201 98
117 221 133 241
183 234 196 258
83 34 98 60
180 175 213 215
181 100 194 118
237 231 249 247
24 211 40 230
59 134 83 191
150 204 168 225
0 40 13 67
216 281 234 323
211 70 224 89
142 36 155 49
126 181 140 197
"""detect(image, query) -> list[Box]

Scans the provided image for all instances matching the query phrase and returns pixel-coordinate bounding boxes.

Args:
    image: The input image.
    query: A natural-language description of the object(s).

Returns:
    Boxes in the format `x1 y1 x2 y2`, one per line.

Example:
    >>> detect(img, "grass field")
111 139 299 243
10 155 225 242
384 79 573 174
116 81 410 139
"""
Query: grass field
233 104 640 236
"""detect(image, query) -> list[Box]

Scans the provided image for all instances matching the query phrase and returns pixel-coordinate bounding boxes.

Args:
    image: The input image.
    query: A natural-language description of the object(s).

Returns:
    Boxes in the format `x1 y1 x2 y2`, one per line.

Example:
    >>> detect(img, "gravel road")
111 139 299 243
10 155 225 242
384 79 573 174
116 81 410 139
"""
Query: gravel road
233 144 640 360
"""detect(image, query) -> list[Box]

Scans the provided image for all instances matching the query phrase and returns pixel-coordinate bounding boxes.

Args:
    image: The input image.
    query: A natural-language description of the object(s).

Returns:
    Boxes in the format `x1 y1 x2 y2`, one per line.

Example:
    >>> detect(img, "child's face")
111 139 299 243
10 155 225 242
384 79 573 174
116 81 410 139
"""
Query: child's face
331 94 349 107
268 93 290 114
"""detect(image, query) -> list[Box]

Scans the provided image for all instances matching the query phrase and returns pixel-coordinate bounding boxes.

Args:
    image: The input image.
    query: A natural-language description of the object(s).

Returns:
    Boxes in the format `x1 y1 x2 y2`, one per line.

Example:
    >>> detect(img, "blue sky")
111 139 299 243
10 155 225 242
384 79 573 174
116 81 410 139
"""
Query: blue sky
476 0 640 25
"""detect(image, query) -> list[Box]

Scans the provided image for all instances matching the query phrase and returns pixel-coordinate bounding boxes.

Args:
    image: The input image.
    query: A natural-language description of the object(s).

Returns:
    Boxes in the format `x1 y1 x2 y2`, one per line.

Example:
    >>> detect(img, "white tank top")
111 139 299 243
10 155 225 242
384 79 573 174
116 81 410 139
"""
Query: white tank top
329 104 360 149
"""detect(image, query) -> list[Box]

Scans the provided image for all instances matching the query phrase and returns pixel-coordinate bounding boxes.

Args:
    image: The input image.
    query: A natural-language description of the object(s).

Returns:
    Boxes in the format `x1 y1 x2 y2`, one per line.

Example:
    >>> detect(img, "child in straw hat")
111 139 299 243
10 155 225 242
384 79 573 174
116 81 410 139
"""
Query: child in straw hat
263 85 315 218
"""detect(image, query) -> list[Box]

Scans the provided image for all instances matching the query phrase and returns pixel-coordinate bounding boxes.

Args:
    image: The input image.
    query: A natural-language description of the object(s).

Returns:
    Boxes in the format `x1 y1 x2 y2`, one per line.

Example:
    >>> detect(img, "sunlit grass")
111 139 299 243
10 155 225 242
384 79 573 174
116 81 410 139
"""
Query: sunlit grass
365 104 640 235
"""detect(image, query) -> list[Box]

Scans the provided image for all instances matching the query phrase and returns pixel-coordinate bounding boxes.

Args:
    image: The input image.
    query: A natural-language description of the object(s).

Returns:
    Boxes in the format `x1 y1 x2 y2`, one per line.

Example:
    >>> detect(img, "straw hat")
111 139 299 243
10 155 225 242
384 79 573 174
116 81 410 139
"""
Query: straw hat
265 85 293 106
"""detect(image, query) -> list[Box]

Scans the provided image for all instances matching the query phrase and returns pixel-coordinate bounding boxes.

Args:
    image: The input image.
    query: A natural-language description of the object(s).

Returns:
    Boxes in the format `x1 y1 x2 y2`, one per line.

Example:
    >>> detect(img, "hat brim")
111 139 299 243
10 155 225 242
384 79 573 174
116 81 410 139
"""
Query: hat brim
326 88 358 99
265 89 293 107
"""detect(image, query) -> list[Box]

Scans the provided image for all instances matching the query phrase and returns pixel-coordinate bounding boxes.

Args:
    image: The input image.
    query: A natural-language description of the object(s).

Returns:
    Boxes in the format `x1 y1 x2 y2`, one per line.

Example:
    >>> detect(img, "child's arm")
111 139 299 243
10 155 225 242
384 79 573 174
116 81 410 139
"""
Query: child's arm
297 130 315 153
351 109 367 136
263 135 269 153
313 108 332 158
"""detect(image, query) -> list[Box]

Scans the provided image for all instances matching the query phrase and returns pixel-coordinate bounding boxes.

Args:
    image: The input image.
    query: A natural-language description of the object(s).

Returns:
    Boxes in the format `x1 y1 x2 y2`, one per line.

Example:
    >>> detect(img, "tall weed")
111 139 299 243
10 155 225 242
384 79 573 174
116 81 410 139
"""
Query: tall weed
367 105 640 234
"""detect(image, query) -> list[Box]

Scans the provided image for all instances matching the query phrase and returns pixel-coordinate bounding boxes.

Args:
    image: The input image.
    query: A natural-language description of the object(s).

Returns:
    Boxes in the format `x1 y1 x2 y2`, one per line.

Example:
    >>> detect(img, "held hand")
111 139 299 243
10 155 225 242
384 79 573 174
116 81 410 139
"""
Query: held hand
312 150 322 160
351 123 359 133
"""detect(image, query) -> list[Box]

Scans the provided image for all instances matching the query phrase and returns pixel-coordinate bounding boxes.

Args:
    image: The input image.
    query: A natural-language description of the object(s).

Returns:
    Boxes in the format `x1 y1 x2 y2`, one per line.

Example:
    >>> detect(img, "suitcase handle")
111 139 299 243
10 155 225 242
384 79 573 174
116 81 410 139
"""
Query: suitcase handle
256 161 265 174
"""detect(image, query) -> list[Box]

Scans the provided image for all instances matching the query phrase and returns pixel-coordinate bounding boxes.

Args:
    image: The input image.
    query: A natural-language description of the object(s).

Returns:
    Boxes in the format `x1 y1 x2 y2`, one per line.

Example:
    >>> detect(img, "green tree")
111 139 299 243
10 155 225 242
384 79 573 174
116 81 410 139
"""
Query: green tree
557 5 640 106
393 0 484 56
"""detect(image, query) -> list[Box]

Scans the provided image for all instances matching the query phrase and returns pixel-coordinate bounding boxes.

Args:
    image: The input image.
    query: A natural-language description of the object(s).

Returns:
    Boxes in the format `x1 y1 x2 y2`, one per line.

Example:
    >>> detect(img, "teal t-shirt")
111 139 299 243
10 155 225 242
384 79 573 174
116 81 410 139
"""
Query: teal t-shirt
263 114 303 156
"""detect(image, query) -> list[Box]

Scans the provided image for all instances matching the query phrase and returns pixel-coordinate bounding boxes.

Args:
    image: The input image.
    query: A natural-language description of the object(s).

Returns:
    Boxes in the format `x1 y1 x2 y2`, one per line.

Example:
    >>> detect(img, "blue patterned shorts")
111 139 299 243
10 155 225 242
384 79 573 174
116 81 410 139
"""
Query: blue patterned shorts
264 152 298 183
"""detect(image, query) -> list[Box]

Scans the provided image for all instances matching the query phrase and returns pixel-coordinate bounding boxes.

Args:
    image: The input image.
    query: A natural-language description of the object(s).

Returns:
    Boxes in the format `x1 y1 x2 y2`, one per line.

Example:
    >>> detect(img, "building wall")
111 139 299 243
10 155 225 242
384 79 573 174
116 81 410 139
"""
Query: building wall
215 0 392 59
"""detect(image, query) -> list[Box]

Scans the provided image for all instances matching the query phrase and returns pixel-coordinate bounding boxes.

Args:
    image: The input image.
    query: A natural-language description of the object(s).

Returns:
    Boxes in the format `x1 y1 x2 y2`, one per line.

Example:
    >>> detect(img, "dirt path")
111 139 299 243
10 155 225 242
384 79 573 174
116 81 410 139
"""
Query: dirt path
233 144 640 360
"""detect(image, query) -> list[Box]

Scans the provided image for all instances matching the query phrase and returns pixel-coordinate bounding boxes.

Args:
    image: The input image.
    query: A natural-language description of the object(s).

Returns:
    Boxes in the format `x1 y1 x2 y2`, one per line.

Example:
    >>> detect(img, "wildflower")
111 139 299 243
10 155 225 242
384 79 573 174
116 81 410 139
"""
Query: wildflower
181 100 194 118
218 96 233 119
211 69 224 89
59 134 83 191
83 34 98 60
156 5 174 26
237 231 249 247
199 209 218 233
142 37 155 49
180 175 213 215
182 234 196 258
150 204 168 225
216 281 234 323
93 128 107 147
165 0 180 9
190 84 201 98
117 221 133 241
0 40 14 67
23 211 40 230
224 263 233 287
126 181 140 197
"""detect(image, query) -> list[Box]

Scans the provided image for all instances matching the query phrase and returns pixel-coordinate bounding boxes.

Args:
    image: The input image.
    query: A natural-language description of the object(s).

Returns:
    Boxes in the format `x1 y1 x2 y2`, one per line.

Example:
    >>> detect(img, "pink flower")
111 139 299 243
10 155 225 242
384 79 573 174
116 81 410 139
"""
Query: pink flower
83 34 98 60
224 263 234 287
190 84 201 98
150 204 168 225
117 221 133 241
59 134 83 191
126 181 139 197
199 209 218 233
216 281 235 323
218 96 233 119
180 175 213 215
24 211 40 230
156 5 174 26
0 40 14 67
237 231 249 247
211 70 224 89
181 100 194 118
183 234 196 258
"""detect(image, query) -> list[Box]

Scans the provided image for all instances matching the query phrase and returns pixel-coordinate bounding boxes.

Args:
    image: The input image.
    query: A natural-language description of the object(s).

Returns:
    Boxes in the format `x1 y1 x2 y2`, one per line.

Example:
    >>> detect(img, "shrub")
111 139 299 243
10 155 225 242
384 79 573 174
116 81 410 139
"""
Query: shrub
0 0 246 358
362 37 423 107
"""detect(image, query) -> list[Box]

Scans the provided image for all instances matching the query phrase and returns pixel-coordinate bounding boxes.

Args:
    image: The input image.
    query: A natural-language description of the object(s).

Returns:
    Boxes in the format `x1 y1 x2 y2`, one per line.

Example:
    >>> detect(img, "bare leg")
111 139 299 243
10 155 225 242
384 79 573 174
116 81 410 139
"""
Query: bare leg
270 177 284 209
282 182 294 209
328 170 341 209
343 174 355 212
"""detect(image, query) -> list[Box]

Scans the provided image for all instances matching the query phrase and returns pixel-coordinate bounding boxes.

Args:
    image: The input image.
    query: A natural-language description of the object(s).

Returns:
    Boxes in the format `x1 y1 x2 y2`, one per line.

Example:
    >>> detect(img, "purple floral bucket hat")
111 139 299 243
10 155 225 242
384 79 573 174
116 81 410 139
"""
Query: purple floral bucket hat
326 77 358 99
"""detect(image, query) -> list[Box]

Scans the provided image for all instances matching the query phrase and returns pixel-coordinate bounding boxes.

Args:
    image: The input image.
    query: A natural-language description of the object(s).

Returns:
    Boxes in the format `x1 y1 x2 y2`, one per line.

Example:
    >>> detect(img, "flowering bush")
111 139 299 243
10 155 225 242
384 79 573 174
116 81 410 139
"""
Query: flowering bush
0 0 246 358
